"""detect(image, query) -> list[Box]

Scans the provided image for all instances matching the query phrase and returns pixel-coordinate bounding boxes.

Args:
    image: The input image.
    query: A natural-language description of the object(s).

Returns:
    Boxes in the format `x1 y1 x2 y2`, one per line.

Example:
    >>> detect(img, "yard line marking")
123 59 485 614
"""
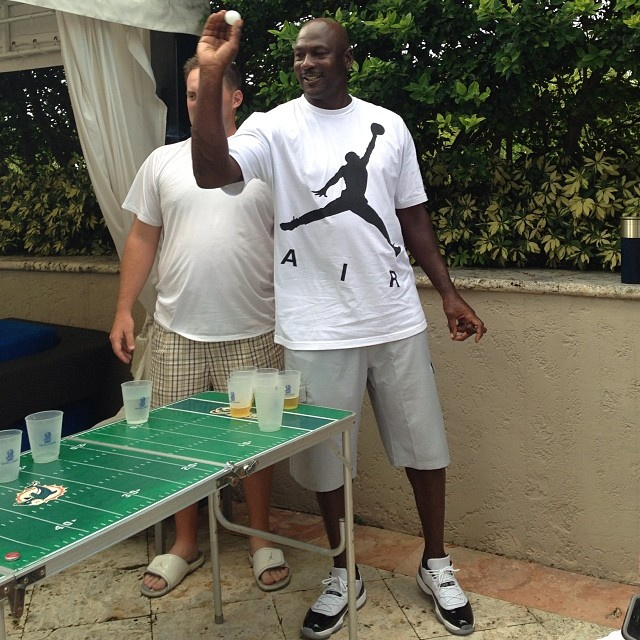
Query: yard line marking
0 508 91 533
67 439 228 467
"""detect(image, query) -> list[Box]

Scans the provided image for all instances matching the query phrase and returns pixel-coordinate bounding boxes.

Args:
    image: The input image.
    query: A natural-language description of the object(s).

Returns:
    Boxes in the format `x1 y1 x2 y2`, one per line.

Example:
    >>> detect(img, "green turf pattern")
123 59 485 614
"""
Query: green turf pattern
0 392 351 574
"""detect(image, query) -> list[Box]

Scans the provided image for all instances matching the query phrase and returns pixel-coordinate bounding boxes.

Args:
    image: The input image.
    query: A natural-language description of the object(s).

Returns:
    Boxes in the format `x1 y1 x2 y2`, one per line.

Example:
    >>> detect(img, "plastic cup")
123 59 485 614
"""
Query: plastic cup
254 384 285 432
227 373 254 418
255 368 279 387
230 365 257 390
25 410 62 463
25 410 63 463
231 365 257 376
278 369 301 410
0 429 23 482
121 380 152 425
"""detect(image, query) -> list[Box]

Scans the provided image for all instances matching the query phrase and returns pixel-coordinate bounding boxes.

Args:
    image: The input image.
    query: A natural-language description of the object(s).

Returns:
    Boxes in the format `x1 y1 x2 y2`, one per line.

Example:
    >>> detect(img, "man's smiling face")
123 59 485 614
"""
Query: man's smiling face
293 19 353 110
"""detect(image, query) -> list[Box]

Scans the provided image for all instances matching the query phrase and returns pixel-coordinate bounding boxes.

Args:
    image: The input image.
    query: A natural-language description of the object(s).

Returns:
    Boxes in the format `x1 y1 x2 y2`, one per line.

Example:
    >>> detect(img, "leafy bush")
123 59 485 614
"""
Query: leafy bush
2 1 639 266
427 150 640 270
0 154 114 256
237 0 640 271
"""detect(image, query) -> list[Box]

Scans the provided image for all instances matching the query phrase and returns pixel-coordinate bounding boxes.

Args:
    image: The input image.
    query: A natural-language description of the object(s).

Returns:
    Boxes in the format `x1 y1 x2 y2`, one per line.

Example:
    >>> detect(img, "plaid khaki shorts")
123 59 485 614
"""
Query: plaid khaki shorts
150 322 284 408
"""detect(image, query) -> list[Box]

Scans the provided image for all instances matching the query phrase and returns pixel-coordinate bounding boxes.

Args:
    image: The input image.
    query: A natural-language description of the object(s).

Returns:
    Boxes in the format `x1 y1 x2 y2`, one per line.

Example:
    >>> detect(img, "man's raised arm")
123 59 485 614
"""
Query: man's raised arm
192 11 244 188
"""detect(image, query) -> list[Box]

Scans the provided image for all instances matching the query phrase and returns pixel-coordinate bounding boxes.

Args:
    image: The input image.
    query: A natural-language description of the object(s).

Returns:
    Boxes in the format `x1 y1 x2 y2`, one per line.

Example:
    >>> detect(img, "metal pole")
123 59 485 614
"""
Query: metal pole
342 427 358 639
154 521 165 556
208 492 224 624
0 599 6 640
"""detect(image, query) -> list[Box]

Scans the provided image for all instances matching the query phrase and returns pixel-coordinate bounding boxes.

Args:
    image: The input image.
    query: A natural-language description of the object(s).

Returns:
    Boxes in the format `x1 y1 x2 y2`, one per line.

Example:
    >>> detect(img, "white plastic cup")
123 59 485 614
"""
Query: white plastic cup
278 369 301 410
254 368 279 387
227 373 254 418
25 410 63 463
230 365 257 376
0 429 23 482
121 380 152 425
254 384 285 432
230 366 257 394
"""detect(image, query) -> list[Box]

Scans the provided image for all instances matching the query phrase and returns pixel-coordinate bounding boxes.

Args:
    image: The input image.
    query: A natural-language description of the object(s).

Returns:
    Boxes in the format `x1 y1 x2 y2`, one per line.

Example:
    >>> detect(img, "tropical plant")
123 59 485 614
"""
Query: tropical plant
0 67 113 256
232 0 640 270
2 0 640 266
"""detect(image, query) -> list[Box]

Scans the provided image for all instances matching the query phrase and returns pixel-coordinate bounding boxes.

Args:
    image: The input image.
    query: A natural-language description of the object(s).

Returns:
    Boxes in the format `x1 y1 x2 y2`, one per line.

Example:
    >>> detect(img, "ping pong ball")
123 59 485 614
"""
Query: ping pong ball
225 10 241 25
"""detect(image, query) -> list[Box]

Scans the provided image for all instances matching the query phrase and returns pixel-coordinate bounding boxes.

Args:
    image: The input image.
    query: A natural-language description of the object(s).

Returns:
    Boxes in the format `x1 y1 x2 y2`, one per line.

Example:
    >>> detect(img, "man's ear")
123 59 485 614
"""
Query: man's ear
233 89 243 109
344 46 354 70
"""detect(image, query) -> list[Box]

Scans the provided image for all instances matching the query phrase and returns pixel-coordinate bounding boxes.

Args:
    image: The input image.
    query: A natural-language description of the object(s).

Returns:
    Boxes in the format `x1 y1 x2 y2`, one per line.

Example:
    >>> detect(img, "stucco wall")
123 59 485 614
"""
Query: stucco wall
0 257 146 331
1 258 637 584
270 270 639 585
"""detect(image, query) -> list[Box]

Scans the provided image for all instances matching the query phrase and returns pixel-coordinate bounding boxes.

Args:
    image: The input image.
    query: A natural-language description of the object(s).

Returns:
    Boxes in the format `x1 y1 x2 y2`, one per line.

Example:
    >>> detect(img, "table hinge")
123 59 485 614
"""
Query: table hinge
0 566 46 618
218 460 259 488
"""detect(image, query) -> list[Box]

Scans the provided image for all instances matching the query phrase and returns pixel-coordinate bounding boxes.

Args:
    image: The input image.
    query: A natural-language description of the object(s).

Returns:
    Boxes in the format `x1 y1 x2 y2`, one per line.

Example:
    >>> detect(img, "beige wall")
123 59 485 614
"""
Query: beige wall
1 259 637 584
0 257 146 332
271 271 639 586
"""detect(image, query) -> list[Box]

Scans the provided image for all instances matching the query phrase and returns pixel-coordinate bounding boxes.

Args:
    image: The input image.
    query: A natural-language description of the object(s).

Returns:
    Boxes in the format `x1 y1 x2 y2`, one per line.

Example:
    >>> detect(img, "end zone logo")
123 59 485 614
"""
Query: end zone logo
15 481 67 506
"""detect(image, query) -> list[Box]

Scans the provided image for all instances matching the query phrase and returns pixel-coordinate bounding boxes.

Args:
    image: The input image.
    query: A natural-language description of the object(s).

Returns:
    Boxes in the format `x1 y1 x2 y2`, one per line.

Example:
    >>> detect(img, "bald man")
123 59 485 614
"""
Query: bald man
191 13 486 639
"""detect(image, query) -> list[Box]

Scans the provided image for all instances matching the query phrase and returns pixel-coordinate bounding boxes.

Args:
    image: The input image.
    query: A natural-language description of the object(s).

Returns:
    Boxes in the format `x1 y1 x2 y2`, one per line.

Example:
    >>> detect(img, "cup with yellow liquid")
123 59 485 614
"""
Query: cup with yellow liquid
227 372 254 418
278 369 301 410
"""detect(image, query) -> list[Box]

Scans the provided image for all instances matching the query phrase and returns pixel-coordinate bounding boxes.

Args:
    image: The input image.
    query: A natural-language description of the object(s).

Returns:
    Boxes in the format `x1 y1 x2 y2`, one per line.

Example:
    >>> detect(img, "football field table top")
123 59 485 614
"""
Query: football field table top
0 391 354 599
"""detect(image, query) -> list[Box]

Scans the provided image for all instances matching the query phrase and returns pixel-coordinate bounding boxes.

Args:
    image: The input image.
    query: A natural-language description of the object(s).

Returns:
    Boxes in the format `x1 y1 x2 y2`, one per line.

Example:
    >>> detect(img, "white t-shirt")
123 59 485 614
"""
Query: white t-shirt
123 138 275 342
229 96 428 350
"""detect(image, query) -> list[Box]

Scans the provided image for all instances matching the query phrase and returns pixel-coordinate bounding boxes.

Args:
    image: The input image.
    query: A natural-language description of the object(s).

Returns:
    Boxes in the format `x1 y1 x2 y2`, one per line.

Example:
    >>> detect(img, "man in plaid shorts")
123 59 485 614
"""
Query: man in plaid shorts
110 57 290 597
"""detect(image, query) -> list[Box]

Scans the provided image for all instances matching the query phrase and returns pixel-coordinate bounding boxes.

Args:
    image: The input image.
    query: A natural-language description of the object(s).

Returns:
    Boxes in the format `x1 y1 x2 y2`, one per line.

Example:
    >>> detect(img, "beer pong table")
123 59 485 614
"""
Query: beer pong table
0 391 358 639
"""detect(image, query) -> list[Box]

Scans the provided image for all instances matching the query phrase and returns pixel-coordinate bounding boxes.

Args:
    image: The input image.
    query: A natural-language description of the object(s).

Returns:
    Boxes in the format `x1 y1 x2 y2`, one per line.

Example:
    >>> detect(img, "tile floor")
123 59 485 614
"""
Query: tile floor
2 502 636 639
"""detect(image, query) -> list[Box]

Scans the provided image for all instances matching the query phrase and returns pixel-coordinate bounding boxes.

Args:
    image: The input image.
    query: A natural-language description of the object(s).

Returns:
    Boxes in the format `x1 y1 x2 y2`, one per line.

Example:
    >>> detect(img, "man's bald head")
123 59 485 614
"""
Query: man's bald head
297 17 351 51
293 17 353 109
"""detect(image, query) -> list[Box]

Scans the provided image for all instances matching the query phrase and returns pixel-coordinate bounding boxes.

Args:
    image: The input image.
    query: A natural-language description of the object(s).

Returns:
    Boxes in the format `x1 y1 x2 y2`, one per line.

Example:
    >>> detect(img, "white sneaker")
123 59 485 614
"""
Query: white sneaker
417 555 475 636
301 567 367 639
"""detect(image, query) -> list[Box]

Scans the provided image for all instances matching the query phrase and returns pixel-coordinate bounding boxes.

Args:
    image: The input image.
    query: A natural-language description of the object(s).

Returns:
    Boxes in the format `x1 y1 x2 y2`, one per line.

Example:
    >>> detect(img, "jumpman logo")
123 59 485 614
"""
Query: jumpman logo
280 123 402 257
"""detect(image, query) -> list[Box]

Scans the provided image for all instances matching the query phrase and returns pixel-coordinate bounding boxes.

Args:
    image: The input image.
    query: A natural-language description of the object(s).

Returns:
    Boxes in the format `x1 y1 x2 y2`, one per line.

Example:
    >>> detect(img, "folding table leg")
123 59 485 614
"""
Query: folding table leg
342 428 358 640
208 491 224 624
154 520 166 556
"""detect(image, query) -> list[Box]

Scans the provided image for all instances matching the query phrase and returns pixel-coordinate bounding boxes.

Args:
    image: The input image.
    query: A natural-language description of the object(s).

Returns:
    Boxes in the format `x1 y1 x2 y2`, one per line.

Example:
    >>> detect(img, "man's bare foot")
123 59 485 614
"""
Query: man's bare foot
142 542 201 592
250 541 290 588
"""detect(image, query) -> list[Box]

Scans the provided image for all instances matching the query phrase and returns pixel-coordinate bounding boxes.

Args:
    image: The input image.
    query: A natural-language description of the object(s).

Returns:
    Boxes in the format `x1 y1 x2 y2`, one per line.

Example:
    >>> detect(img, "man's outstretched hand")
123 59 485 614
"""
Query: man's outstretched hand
197 10 243 70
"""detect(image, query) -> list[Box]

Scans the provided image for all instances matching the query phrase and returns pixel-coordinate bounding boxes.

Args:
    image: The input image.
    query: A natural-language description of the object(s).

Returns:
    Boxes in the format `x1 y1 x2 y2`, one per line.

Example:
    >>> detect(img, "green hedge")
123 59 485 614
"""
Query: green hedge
0 155 114 256
426 150 640 270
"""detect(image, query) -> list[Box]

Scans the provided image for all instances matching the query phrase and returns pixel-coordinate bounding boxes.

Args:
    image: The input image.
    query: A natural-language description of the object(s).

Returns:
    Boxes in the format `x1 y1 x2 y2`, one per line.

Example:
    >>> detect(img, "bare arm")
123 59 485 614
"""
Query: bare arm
192 11 244 188
397 203 486 342
109 219 162 363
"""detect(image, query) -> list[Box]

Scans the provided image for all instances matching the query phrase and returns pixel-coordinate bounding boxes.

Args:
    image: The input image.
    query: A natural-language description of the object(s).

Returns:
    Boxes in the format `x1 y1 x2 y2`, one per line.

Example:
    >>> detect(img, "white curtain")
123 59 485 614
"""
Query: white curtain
12 1 207 377
56 12 166 314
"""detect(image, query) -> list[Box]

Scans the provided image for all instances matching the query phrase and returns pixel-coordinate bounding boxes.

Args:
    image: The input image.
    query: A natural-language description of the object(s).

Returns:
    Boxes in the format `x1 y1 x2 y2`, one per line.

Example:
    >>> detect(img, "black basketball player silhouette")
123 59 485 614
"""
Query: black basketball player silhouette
280 123 401 256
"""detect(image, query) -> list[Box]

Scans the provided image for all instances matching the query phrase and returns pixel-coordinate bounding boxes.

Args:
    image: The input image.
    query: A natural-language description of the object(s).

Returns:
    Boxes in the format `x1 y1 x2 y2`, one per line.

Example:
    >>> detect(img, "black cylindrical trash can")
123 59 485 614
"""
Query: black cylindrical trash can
621 216 640 284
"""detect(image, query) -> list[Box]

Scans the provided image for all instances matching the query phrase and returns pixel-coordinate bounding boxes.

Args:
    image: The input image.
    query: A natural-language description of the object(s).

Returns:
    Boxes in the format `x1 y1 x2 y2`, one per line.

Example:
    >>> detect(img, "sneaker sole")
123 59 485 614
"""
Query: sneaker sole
416 570 475 637
301 587 367 640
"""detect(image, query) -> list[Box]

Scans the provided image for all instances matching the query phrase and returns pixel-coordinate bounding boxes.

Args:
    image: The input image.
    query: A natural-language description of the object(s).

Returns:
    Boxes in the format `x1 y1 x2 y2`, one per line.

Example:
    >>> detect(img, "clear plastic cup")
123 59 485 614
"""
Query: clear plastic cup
0 429 22 482
121 380 152 425
227 373 254 418
253 384 285 432
255 367 279 388
230 365 257 376
278 370 301 410
25 410 63 463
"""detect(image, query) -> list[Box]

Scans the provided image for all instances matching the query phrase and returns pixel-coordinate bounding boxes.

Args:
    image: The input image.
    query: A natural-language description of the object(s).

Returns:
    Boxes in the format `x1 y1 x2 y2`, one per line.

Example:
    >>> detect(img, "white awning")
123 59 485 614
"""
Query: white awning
0 1 61 71
0 0 207 72
15 0 207 34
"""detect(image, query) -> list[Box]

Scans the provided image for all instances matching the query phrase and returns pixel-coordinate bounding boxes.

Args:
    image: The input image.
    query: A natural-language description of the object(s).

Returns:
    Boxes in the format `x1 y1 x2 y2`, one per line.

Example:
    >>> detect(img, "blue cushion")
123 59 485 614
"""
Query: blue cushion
0 319 59 363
